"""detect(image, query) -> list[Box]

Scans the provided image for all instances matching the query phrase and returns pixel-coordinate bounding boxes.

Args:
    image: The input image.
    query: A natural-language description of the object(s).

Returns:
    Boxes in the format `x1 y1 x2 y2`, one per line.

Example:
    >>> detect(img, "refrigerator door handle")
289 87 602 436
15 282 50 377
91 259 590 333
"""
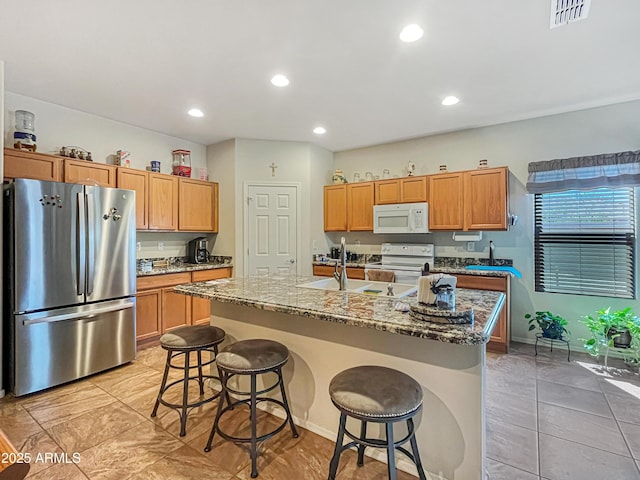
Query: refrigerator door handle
86 192 95 295
77 192 86 296
21 299 135 326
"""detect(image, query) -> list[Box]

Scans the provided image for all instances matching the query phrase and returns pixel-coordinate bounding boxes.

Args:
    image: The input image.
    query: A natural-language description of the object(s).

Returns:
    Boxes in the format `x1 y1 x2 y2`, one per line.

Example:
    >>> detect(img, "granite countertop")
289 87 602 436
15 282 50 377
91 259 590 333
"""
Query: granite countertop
313 260 368 268
430 267 511 278
174 275 505 346
312 261 512 277
137 262 233 277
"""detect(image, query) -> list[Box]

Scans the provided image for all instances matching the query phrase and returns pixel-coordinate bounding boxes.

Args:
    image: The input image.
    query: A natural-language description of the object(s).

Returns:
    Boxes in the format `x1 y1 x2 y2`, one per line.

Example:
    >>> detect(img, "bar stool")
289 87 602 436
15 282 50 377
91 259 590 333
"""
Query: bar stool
204 339 299 478
151 324 227 437
328 366 427 480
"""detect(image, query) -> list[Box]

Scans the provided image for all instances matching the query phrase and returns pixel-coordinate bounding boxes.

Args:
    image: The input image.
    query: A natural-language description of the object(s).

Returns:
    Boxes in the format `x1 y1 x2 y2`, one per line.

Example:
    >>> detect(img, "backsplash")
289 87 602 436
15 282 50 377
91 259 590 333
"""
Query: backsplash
314 253 381 264
434 256 513 268
137 255 232 271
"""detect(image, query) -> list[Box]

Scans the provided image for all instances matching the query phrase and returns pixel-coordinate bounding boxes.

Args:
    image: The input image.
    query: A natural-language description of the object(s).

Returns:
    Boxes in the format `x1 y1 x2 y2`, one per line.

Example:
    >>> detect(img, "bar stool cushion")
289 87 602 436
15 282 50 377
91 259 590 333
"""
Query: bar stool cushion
329 366 423 419
160 325 226 350
216 339 289 373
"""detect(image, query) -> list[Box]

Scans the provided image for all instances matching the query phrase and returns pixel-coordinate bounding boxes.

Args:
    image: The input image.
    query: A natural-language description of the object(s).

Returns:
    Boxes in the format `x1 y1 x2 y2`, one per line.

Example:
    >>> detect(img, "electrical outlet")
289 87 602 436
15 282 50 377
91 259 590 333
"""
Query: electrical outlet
467 242 475 252
312 240 318 251
158 241 164 251
136 242 141 252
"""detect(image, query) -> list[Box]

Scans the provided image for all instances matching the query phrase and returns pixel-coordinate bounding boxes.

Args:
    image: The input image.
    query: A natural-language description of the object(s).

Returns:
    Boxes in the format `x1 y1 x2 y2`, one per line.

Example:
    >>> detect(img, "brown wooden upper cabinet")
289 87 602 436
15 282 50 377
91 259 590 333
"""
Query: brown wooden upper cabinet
347 182 374 231
464 167 508 230
323 182 374 231
148 173 178 230
324 185 348 231
428 172 465 230
178 178 218 232
428 166 508 231
64 159 117 187
374 176 428 205
117 167 148 230
3 148 63 182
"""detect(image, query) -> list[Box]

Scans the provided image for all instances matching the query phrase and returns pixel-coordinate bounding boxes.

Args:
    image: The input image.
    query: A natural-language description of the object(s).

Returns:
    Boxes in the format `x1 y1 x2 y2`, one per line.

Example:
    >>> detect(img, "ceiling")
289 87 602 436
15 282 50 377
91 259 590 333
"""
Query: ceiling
1 1 639 152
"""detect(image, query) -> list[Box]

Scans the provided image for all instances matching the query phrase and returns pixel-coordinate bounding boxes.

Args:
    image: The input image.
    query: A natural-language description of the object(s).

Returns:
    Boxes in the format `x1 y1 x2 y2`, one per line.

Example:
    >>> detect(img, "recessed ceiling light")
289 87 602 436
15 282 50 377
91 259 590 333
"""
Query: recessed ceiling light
271 74 290 87
442 96 460 106
399 24 423 43
313 126 326 135
188 108 204 117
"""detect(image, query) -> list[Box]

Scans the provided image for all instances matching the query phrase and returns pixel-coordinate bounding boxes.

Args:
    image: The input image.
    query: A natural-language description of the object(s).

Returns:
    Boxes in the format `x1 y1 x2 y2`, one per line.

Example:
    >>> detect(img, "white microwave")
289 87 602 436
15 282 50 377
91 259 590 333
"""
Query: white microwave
373 202 429 234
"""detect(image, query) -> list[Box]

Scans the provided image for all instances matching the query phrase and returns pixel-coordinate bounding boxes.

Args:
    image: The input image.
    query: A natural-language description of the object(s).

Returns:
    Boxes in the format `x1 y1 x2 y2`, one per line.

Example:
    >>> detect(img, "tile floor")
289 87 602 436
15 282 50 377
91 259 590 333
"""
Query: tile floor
1 342 639 479
486 342 640 480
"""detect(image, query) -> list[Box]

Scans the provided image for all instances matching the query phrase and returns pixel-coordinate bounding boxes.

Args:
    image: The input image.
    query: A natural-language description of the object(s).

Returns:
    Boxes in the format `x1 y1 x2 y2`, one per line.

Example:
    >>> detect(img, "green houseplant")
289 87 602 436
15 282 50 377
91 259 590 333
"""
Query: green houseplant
526 311 569 340
581 307 639 359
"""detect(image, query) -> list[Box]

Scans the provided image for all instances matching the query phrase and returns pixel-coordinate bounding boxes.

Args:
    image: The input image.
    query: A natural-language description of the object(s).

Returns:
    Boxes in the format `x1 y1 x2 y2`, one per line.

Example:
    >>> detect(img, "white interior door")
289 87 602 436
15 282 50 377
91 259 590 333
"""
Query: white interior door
247 184 298 275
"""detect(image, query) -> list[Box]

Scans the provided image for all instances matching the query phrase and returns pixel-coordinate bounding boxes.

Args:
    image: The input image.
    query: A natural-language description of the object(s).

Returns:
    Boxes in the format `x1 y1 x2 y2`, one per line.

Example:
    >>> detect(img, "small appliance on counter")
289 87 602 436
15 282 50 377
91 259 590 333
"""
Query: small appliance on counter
187 237 210 263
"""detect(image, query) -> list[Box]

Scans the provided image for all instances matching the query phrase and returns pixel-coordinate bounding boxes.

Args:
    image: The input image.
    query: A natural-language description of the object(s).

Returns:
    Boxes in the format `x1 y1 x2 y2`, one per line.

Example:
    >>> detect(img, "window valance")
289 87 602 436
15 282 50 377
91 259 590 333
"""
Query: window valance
526 150 640 194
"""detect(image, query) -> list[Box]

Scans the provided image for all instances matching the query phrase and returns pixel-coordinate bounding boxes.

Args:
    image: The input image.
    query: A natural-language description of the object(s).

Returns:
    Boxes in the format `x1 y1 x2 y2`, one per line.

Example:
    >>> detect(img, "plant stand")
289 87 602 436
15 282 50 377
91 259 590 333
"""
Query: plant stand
603 344 635 368
534 334 571 362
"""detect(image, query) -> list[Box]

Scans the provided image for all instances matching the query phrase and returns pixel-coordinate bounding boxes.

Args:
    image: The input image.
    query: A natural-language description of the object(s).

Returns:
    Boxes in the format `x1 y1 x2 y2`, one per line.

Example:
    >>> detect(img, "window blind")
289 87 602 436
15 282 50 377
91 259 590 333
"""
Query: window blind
534 188 636 299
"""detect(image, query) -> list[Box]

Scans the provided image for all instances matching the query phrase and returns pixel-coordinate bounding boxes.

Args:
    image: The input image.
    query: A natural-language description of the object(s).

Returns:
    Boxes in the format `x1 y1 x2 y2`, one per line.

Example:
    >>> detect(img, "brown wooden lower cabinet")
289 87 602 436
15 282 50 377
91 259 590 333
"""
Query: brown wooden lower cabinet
191 267 233 325
162 287 191 332
136 267 233 347
453 274 510 353
135 289 162 343
312 264 365 280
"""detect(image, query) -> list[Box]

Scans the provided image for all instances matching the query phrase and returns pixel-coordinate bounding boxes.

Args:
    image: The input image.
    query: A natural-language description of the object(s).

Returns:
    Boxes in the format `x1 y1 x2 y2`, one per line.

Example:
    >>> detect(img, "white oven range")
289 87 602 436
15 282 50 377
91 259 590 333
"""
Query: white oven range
364 243 434 285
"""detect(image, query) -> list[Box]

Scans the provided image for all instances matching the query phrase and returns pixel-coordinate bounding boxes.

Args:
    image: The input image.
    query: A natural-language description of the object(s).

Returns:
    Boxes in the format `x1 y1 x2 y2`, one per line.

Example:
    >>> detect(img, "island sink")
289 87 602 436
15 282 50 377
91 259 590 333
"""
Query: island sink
296 278 417 298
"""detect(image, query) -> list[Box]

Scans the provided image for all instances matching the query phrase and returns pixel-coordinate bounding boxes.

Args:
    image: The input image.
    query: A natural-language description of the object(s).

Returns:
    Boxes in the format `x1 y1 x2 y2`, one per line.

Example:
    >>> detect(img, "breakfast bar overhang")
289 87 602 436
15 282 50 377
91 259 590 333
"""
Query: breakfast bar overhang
175 275 505 480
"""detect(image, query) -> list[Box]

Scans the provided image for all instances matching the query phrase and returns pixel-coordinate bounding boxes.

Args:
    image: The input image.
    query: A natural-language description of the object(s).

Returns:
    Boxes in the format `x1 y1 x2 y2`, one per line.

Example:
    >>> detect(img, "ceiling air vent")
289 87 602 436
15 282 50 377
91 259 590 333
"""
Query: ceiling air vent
550 0 591 29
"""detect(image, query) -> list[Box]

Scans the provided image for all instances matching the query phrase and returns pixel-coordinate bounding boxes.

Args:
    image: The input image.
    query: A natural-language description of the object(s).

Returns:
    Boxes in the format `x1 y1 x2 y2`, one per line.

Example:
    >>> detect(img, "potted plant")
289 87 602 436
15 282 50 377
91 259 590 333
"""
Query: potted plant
581 307 639 357
526 311 569 340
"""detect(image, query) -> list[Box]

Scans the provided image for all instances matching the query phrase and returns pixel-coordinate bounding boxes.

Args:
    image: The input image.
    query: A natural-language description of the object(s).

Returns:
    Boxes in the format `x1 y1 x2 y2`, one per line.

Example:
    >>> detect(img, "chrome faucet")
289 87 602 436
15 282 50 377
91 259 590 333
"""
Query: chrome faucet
333 236 348 291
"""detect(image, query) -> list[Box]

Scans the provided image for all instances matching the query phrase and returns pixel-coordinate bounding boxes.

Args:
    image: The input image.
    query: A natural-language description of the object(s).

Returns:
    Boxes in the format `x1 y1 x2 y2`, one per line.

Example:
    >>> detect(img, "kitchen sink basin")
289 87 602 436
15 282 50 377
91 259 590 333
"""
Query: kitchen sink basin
296 278 417 298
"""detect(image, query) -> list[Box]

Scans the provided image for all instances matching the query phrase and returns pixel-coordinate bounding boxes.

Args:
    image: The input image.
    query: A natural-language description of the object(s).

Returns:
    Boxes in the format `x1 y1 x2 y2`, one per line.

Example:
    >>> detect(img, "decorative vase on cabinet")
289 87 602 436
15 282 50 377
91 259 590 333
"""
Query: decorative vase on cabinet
332 169 347 184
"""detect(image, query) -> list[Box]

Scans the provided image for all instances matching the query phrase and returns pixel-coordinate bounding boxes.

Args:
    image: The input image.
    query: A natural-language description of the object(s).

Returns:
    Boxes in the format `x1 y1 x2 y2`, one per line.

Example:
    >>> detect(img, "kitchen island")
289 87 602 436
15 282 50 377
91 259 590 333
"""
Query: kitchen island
175 275 504 480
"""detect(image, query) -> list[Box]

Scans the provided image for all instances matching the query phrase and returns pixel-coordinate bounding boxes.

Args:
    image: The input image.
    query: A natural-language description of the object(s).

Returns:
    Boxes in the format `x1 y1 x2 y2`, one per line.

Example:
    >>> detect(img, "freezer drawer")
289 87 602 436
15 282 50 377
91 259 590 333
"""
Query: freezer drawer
12 298 136 396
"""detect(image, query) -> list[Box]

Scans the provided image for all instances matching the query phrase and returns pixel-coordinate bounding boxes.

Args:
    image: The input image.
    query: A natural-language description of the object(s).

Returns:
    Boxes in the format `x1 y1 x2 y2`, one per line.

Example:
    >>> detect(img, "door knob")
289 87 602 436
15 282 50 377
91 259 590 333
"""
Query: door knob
288 259 296 264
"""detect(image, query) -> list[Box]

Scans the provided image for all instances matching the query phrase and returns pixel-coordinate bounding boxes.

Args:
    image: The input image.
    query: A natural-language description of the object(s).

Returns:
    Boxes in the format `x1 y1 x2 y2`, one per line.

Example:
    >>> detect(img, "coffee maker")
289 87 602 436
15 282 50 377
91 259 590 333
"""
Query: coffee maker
187 237 209 264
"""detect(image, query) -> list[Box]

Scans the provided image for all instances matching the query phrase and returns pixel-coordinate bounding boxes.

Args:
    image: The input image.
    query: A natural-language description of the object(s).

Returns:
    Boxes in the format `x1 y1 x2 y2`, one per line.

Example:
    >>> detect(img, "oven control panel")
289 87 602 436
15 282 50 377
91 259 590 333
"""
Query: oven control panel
380 243 434 257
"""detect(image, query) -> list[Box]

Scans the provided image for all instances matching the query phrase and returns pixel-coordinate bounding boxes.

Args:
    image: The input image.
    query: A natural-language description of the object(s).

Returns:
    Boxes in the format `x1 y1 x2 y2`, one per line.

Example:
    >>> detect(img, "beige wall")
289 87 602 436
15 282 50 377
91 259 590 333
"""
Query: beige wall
207 139 236 259
4 91 212 260
4 92 206 172
208 138 334 276
335 100 640 347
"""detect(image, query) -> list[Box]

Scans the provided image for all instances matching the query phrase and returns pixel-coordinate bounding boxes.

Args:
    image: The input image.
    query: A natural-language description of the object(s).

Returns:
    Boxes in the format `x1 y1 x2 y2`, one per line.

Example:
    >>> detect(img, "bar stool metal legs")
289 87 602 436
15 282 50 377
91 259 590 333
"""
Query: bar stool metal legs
204 339 298 478
328 365 427 480
151 325 226 437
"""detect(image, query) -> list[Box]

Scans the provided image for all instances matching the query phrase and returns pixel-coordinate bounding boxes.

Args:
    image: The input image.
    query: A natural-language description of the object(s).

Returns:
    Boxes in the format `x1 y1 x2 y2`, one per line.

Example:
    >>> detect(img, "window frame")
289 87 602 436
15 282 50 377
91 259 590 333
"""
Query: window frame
533 187 636 299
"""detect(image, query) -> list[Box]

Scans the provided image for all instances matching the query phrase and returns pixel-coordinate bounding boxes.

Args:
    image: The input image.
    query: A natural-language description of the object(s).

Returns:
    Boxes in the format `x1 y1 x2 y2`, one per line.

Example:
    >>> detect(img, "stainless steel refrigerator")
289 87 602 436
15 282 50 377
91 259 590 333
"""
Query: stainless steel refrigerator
3 178 137 396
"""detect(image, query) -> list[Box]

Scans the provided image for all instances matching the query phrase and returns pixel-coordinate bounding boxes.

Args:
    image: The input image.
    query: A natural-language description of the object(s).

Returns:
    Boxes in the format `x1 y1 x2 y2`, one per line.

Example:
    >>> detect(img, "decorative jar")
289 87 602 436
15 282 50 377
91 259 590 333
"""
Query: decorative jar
332 169 347 184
